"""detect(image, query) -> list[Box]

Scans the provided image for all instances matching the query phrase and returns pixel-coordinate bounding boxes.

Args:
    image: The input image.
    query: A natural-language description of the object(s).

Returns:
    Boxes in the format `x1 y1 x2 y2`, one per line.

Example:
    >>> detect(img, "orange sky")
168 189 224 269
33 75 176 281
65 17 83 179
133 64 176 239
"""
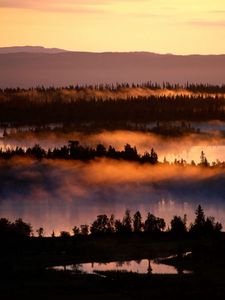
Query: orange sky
1 0 225 54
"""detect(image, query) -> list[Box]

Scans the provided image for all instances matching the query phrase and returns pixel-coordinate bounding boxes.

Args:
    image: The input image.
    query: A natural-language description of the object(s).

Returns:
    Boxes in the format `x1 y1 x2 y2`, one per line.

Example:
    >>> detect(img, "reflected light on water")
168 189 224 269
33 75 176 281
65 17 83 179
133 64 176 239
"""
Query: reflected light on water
0 125 225 235
51 259 192 275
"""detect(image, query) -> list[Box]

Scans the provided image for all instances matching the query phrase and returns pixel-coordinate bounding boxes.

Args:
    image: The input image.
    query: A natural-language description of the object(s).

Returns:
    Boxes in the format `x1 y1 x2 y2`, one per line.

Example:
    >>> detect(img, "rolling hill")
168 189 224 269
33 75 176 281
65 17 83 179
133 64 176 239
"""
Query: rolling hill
0 47 225 87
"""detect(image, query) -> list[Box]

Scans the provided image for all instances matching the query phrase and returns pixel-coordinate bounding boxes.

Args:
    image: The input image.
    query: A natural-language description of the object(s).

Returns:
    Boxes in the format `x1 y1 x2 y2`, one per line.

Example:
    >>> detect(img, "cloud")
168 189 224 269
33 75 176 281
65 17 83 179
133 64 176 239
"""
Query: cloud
0 0 138 9
132 12 160 18
0 0 148 14
210 10 225 14
186 20 225 27
0 0 109 14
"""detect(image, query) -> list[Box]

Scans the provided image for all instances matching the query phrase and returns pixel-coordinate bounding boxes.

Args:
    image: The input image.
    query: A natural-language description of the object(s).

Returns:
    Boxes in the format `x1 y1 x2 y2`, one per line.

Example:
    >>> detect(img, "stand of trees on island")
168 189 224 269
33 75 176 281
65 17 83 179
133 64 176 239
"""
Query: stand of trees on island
1 83 225 124
2 82 225 95
0 206 222 239
0 141 221 167
2 121 201 137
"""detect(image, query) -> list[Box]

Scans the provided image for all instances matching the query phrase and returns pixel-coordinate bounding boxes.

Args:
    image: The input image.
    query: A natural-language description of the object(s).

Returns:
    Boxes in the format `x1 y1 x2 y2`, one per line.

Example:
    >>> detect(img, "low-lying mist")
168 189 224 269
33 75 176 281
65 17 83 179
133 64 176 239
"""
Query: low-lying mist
2 87 225 102
52 87 225 101
1 128 225 163
0 157 225 235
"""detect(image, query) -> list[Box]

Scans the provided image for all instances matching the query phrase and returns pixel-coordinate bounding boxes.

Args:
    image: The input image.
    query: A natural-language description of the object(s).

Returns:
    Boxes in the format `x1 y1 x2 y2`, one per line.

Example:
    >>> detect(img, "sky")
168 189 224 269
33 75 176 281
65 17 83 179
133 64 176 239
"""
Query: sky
0 0 225 54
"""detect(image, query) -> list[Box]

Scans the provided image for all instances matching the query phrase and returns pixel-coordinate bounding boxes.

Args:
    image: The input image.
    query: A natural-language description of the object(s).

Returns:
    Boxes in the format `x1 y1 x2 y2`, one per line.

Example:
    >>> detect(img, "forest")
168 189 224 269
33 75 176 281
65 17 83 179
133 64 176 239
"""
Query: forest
0 205 222 238
0 141 218 167
1 83 225 299
0 84 225 125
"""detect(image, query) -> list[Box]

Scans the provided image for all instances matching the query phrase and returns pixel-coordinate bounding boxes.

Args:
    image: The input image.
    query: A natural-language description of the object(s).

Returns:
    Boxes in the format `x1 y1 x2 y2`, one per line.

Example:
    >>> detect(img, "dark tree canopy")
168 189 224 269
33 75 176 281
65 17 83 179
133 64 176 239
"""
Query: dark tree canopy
170 215 187 236
0 205 222 239
133 211 143 232
190 205 222 235
144 213 166 233
0 217 32 238
1 84 225 125
90 215 112 234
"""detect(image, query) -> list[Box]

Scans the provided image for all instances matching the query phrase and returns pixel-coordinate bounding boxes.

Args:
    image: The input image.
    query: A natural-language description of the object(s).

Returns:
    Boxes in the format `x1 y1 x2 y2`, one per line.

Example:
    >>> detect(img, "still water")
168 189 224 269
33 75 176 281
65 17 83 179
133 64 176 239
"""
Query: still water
0 123 224 235
0 158 224 236
49 259 192 275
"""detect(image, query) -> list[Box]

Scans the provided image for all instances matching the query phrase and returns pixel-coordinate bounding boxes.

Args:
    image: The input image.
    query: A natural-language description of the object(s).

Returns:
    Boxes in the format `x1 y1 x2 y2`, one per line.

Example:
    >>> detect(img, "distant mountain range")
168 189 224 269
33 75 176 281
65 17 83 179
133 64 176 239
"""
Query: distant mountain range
0 46 67 54
0 46 225 88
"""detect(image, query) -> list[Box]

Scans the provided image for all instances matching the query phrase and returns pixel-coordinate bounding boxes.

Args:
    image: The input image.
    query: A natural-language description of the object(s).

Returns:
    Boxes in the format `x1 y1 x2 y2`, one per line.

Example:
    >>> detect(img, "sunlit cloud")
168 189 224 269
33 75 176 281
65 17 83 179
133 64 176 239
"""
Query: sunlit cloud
0 0 141 10
0 0 109 13
187 20 225 27
210 10 225 14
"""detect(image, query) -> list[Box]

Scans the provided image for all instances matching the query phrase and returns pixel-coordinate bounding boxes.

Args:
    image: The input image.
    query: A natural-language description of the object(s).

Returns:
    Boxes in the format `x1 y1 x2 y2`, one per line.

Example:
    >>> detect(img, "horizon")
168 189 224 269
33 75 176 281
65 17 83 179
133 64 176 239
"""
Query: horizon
1 45 225 56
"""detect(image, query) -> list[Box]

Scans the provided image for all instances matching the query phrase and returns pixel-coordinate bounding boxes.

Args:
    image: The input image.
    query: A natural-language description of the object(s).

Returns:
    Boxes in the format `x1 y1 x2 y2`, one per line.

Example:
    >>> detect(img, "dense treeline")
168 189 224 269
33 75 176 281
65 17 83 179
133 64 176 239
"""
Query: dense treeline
2 121 200 137
0 84 225 124
0 141 159 163
0 96 224 124
0 206 222 239
0 141 220 167
0 218 32 238
71 205 222 237
2 82 225 93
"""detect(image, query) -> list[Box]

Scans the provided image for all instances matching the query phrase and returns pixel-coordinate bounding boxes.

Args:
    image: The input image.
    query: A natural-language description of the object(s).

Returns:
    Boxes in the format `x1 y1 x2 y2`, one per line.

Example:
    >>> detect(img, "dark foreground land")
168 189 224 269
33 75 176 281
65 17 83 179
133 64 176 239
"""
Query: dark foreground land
1 233 225 299
3 270 224 300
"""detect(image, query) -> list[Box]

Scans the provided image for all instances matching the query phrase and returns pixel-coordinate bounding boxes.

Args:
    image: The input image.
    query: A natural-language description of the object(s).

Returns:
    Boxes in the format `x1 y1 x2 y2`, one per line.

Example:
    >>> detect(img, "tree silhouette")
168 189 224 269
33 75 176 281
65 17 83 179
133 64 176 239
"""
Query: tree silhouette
80 224 89 235
122 210 132 233
72 226 80 236
123 144 139 161
13 218 32 237
36 227 44 237
200 151 209 167
190 205 222 235
204 216 222 234
27 144 46 160
109 214 115 233
1 140 225 168
144 213 165 233
68 140 79 159
133 211 142 232
194 205 205 227
170 215 187 236
114 219 124 233
0 205 223 242
90 214 110 234
0 141 162 164
60 231 70 238
0 218 12 238
150 148 158 164
96 144 107 157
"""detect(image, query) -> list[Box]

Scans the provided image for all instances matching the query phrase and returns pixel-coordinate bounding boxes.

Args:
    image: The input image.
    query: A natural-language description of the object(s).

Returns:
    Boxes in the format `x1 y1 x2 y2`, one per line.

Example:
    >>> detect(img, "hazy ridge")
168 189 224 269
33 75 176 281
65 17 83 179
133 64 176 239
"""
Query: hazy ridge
0 46 67 54
0 47 225 88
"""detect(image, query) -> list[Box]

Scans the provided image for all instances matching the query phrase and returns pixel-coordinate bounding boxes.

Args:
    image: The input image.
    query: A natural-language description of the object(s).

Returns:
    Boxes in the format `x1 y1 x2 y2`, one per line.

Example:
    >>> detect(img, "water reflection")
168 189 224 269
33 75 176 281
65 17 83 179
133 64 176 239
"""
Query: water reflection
0 123 225 235
0 158 225 235
50 259 191 275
